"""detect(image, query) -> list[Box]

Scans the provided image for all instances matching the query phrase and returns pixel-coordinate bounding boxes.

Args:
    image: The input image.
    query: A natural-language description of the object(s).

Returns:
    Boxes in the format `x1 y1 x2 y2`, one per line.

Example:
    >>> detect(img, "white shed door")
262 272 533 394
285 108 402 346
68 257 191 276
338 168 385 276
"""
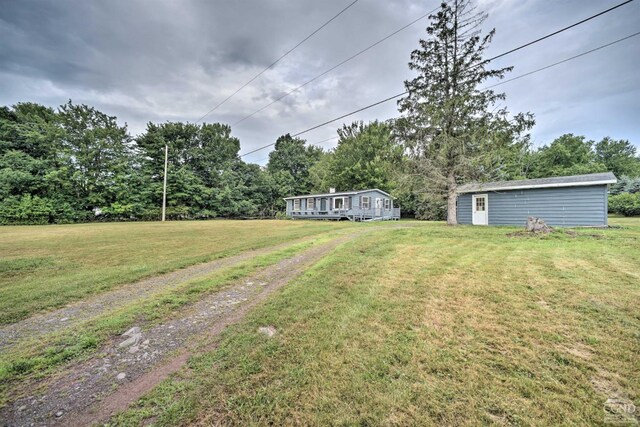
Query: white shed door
472 194 488 225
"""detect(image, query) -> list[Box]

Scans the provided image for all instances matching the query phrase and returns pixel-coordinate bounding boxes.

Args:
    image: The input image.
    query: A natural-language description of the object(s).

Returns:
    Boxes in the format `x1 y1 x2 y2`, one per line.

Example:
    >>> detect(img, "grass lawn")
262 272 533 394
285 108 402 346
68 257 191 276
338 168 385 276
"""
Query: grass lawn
109 218 640 426
0 220 358 324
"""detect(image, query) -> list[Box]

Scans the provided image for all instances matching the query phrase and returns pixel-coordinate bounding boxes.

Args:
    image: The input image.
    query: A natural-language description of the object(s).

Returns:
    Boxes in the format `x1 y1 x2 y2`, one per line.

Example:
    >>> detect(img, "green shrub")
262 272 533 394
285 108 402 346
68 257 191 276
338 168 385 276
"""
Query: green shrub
0 195 52 224
609 193 640 216
275 211 289 220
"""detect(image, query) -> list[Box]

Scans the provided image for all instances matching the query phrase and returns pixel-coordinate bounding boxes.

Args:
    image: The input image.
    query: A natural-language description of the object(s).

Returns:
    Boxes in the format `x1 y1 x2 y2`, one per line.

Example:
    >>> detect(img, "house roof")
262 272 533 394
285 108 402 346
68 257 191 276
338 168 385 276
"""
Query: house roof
283 189 392 200
456 172 617 194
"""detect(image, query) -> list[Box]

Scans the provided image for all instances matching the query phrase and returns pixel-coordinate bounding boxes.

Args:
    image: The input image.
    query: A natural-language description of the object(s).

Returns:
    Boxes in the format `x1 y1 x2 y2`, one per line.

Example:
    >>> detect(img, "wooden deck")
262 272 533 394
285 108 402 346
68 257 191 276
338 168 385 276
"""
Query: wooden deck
289 208 401 221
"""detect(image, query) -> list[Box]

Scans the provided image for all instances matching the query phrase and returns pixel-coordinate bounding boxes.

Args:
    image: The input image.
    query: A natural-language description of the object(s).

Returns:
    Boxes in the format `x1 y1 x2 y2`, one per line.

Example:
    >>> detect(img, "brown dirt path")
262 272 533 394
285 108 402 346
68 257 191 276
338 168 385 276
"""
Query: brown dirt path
0 230 375 427
0 235 318 352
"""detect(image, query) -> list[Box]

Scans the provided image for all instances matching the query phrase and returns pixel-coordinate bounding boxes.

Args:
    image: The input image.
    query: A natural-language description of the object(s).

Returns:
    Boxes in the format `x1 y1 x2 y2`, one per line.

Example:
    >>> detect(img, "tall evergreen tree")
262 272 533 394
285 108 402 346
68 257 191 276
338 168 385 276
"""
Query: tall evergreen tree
396 0 533 224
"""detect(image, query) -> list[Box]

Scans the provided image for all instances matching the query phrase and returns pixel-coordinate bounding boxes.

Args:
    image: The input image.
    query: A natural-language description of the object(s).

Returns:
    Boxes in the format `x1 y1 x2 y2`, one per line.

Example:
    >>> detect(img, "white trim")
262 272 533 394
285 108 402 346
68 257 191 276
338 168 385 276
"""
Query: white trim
361 196 370 209
457 179 617 194
333 197 347 210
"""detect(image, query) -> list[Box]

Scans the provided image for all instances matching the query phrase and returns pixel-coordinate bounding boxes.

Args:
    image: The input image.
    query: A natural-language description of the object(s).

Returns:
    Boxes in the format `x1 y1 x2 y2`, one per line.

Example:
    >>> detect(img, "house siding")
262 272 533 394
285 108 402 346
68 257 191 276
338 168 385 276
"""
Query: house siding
352 190 393 210
457 185 608 226
285 189 397 220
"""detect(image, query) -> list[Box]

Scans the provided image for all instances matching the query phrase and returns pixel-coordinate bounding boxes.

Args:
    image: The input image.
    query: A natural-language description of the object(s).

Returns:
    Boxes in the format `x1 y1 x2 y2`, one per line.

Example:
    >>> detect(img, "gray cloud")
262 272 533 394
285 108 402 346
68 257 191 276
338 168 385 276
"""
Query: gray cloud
1 0 638 164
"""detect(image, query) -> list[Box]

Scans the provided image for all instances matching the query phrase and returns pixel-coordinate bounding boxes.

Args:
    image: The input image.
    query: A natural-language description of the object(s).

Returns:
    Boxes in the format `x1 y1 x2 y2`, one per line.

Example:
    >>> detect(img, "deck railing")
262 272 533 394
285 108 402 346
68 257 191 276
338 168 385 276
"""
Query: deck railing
289 207 400 220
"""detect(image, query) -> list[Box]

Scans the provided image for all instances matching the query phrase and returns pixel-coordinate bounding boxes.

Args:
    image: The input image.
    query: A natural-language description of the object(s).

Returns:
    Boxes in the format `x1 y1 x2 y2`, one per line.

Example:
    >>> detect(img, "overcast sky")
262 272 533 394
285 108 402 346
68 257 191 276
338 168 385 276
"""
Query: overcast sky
1 0 638 164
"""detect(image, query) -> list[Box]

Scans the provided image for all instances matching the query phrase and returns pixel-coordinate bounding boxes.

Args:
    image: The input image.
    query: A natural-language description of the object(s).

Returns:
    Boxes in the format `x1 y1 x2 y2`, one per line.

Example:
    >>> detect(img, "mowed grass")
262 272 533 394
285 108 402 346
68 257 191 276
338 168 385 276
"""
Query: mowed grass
111 218 640 426
0 220 358 324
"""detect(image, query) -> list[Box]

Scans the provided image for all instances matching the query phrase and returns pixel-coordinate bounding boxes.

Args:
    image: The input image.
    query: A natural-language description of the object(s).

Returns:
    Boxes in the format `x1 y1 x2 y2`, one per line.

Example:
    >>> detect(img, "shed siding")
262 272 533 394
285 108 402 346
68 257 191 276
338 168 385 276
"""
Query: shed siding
457 194 473 224
457 185 608 226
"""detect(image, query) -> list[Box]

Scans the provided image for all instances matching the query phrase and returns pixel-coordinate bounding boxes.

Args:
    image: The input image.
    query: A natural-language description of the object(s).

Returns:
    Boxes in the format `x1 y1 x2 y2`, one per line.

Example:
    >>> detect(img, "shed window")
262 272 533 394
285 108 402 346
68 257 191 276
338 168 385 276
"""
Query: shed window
475 197 485 212
293 199 300 211
307 198 315 210
384 199 391 210
333 197 344 210
361 196 370 209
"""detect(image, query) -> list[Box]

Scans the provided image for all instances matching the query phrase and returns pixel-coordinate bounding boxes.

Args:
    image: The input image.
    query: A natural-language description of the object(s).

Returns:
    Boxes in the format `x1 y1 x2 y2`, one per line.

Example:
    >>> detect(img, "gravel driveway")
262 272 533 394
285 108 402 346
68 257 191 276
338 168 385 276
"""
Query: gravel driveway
1 231 364 427
0 236 315 352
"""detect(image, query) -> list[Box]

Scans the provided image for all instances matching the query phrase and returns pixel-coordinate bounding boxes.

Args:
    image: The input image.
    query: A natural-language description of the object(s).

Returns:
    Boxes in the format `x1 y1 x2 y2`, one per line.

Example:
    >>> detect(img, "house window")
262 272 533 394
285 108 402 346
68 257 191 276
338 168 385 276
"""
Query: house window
384 199 391 210
475 197 485 212
361 196 370 209
293 199 300 211
333 197 344 210
307 198 315 210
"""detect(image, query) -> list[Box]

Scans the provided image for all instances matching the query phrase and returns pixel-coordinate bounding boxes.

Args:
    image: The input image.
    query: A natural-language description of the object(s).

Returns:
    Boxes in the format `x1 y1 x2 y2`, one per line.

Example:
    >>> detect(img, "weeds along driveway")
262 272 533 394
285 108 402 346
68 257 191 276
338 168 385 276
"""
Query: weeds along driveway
0 227 398 427
0 234 329 351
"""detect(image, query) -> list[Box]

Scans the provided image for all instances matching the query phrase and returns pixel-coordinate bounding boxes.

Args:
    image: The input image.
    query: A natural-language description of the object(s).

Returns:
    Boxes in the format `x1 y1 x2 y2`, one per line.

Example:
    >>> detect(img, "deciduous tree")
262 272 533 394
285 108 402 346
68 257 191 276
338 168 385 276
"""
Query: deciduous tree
309 121 402 193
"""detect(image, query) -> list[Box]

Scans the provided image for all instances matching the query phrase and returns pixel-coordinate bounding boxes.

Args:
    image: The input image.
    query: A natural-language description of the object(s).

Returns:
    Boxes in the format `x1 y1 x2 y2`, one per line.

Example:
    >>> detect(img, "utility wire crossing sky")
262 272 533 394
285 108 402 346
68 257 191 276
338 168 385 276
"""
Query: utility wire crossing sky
0 0 638 165
238 0 639 158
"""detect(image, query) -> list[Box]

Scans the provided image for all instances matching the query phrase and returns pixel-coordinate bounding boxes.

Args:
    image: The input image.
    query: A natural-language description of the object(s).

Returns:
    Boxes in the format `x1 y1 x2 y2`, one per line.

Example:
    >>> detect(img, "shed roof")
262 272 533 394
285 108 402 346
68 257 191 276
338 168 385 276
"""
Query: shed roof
456 172 617 194
283 188 392 200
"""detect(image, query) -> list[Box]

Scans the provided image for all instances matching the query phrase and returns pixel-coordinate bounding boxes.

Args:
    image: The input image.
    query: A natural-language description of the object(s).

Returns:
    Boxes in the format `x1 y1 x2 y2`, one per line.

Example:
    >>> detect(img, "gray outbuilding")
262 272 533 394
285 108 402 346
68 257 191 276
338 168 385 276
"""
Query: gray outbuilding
456 172 617 227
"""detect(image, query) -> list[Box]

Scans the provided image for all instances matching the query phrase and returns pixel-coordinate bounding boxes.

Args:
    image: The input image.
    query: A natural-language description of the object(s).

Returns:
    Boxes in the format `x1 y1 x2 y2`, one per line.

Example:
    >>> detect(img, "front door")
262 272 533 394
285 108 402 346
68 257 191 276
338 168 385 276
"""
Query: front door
472 194 488 225
375 198 383 216
320 198 327 211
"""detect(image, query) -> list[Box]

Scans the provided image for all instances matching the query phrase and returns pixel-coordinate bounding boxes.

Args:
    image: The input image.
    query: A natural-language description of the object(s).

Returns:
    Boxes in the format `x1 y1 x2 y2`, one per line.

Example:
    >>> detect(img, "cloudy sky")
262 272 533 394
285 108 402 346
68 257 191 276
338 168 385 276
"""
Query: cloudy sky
1 0 638 164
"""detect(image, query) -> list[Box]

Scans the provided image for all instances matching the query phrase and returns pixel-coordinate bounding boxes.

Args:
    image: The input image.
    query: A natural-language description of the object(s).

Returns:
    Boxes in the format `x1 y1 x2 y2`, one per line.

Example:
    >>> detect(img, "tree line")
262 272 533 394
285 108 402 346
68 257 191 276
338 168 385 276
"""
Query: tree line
1 100 637 225
1 1 639 225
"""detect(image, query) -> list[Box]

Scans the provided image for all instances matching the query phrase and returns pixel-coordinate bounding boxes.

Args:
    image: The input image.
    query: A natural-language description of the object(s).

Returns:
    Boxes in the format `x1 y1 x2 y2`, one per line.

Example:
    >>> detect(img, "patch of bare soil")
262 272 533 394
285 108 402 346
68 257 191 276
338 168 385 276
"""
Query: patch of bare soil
0 237 315 351
536 299 550 310
564 230 605 239
562 342 592 360
0 231 368 427
506 230 546 238
506 229 606 239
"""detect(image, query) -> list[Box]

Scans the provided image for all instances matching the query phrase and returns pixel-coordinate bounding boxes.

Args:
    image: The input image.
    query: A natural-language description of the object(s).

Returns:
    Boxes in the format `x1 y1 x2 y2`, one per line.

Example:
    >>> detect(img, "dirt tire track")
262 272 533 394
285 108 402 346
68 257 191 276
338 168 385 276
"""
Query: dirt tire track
0 236 319 351
1 230 374 427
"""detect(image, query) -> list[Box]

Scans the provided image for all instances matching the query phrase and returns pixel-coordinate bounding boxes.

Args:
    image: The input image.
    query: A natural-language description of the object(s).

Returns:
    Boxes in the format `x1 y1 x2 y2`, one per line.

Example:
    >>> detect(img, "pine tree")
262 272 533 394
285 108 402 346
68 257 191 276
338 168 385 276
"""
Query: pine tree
396 0 533 224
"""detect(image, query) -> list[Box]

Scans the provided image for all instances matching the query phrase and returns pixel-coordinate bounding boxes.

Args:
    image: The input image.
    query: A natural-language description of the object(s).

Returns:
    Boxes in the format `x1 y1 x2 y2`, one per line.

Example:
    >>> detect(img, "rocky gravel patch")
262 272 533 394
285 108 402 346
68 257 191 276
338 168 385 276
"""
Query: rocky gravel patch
0 237 314 352
0 233 362 427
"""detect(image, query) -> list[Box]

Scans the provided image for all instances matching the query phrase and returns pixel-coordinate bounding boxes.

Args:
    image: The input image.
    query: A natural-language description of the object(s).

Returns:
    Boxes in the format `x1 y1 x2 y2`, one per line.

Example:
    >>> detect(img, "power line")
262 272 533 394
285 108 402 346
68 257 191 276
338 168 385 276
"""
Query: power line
239 30 640 157
231 5 440 127
485 0 635 63
241 136 338 158
484 31 640 89
307 135 340 146
194 0 359 124
233 0 633 128
252 136 339 165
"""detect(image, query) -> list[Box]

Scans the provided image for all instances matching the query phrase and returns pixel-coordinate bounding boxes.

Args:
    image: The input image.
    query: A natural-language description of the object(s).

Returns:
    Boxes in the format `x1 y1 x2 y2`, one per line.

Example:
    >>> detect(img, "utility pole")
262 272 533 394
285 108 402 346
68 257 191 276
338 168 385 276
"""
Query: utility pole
162 144 168 222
